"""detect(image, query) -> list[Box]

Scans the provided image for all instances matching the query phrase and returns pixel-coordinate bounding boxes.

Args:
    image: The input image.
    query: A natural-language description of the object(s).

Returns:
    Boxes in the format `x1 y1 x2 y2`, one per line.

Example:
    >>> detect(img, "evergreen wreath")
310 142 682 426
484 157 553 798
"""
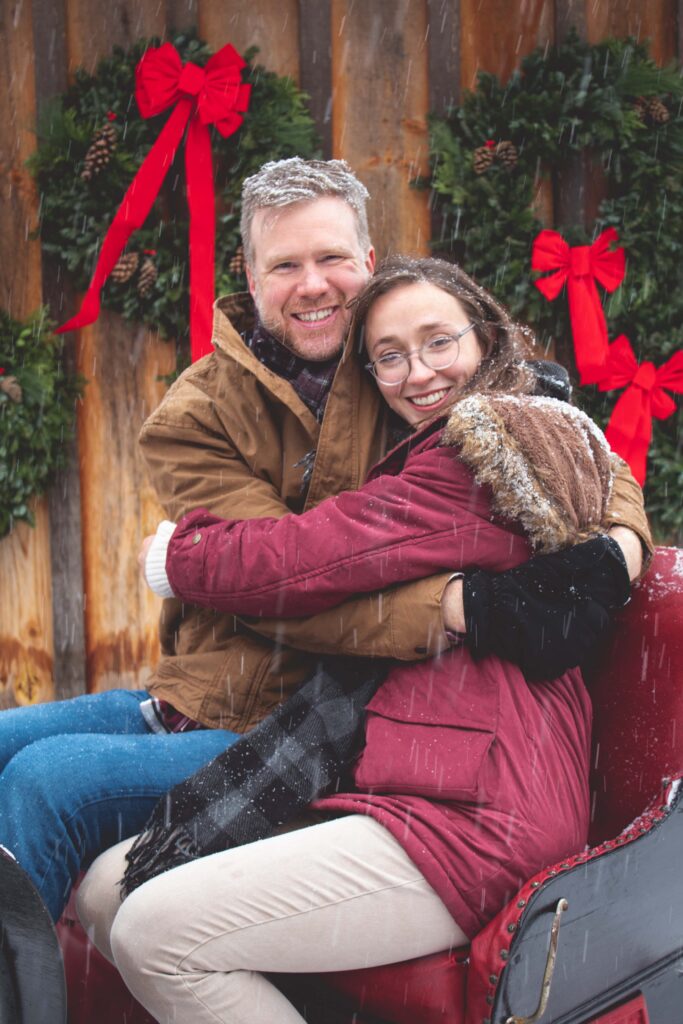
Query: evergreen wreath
0 311 83 538
29 30 318 347
428 33 683 541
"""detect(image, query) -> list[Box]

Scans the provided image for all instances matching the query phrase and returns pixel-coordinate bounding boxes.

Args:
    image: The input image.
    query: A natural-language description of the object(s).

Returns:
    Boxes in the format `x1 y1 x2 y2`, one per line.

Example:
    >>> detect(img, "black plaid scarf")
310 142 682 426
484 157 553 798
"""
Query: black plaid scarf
246 320 338 422
122 657 386 897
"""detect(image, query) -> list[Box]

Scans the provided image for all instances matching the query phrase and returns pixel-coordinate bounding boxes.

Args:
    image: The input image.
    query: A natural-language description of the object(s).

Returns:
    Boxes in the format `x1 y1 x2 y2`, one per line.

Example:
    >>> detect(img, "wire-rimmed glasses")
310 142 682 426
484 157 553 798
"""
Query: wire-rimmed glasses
365 323 476 386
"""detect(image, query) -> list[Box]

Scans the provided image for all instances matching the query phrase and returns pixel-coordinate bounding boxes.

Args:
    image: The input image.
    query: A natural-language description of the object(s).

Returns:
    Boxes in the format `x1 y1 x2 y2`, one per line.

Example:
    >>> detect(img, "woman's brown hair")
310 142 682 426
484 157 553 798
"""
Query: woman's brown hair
351 255 536 399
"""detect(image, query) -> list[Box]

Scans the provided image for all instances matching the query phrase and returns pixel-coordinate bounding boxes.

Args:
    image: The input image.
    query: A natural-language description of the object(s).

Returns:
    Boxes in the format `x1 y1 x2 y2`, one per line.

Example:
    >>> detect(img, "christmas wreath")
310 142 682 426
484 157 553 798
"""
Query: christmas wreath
0 311 83 538
428 33 683 541
29 31 318 349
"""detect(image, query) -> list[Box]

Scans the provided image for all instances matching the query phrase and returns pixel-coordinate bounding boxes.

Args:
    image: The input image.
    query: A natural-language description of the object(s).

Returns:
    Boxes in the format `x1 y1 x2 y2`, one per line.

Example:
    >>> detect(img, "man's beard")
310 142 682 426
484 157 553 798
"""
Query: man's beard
256 306 347 362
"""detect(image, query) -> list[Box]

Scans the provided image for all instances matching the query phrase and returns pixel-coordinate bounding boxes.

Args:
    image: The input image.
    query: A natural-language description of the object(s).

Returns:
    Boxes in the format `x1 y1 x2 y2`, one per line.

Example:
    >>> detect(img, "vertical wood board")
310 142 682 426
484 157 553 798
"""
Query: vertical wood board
65 0 165 74
0 0 55 707
32 0 87 700
0 0 42 315
298 0 333 156
331 0 431 259
586 0 678 65
198 0 300 80
0 506 55 709
76 316 174 693
460 0 553 89
428 0 461 114
165 0 199 33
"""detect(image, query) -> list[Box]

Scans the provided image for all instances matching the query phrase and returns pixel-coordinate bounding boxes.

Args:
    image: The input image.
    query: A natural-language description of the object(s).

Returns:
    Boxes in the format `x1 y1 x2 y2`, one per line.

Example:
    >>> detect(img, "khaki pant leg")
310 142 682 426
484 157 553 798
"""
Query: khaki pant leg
83 815 465 1024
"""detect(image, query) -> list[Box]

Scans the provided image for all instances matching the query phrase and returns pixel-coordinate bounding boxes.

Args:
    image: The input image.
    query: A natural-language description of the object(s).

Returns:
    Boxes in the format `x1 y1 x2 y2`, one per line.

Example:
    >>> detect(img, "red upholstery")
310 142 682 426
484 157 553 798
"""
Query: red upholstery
312 948 469 1024
587 992 650 1023
57 884 155 1024
589 547 683 842
58 547 683 1024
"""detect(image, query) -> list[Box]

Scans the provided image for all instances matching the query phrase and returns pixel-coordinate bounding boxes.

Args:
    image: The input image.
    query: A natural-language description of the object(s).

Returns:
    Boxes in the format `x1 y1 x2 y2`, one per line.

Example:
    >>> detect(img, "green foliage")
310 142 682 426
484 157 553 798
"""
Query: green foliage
0 311 84 538
29 30 319 345
429 32 683 542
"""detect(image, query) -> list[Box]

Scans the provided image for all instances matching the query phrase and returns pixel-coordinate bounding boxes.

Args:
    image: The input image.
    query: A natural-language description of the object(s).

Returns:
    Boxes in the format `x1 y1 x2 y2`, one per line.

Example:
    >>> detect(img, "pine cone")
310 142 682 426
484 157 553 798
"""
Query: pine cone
228 246 245 277
633 96 649 122
137 256 158 298
81 123 117 181
634 96 670 126
495 140 518 168
111 252 140 283
473 145 495 174
646 97 669 124
0 375 22 403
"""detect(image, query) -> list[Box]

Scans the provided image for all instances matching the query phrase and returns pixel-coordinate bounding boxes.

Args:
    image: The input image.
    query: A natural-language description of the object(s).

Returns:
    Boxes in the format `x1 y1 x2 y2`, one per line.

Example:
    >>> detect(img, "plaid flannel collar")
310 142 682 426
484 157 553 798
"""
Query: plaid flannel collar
245 319 339 421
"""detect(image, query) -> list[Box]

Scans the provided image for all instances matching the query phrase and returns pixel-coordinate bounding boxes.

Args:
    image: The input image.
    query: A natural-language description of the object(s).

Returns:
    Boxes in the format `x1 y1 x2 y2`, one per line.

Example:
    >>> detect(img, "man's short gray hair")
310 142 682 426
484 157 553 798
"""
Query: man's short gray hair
240 158 371 266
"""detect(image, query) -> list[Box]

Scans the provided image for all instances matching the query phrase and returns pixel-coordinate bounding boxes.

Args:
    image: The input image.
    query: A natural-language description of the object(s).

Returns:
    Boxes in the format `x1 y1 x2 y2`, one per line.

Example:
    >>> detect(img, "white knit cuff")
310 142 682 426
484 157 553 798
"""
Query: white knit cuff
145 520 178 598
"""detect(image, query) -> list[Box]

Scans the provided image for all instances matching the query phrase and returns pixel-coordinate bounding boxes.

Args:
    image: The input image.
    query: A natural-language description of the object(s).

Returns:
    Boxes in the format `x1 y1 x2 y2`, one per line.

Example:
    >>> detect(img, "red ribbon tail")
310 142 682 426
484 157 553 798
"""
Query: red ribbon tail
605 388 652 486
56 100 193 335
185 117 215 361
566 276 610 385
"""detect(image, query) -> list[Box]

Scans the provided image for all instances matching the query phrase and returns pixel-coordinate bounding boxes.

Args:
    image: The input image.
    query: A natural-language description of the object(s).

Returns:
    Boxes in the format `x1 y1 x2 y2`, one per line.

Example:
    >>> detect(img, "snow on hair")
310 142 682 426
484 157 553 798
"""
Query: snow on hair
240 158 371 265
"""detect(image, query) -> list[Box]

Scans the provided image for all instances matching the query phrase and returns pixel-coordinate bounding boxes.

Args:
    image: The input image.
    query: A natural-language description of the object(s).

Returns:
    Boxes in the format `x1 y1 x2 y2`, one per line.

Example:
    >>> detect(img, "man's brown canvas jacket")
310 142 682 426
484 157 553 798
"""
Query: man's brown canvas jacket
140 294 653 732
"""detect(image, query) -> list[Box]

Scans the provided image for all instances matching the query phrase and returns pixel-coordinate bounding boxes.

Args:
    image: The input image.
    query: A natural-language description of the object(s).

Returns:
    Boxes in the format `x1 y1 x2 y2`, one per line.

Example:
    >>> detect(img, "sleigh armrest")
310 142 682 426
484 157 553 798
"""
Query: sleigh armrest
466 777 683 1024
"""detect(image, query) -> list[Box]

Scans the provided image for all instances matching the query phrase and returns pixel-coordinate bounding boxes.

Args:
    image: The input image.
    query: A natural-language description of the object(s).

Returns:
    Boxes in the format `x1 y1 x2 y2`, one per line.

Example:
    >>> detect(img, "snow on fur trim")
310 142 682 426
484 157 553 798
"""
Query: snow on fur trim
442 394 616 552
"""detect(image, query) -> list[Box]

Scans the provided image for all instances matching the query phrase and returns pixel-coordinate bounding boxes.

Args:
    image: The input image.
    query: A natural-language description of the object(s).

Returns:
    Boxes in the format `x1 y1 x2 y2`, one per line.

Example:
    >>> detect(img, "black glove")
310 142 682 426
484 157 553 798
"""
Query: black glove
462 535 631 681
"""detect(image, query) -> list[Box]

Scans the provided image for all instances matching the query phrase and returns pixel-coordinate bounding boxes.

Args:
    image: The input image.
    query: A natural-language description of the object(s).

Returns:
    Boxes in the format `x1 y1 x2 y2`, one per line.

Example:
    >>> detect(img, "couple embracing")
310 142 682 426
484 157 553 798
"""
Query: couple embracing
2 159 650 1022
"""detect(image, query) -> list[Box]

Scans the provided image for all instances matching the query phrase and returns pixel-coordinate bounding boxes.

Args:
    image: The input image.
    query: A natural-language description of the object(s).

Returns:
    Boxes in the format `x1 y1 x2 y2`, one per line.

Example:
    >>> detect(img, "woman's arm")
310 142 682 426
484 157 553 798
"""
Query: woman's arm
163 445 530 618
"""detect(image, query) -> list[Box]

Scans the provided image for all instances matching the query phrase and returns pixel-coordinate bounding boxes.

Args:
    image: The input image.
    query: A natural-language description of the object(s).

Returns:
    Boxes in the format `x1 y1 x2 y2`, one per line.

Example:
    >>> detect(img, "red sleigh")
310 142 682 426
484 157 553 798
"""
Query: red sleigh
3 546 682 1024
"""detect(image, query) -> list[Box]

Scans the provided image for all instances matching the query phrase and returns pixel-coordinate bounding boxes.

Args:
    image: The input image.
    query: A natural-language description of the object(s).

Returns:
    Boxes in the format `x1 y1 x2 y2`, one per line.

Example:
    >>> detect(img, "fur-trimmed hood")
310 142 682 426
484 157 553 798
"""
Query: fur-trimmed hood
442 394 617 553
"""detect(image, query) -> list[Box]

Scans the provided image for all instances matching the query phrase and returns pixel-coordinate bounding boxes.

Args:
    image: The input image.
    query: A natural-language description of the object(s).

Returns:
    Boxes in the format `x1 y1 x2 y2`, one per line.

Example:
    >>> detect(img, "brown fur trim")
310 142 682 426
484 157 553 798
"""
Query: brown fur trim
442 395 614 552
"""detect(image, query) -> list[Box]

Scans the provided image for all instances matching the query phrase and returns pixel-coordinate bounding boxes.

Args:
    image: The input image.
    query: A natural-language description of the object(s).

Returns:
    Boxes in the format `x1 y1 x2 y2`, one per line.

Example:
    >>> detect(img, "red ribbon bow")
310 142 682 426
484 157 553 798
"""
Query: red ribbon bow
598 335 683 485
532 227 626 385
58 43 251 362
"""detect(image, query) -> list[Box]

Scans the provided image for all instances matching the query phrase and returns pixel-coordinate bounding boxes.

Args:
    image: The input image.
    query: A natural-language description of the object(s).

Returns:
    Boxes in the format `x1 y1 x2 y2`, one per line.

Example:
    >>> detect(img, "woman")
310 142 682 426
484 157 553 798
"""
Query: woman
79 256 616 1023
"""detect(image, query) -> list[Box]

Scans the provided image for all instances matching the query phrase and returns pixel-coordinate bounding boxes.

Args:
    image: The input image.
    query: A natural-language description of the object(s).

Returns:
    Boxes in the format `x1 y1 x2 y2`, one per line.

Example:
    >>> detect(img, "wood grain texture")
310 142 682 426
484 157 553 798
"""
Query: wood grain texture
428 0 460 114
586 0 678 65
0 505 55 708
555 0 587 42
32 0 87 700
460 0 553 88
65 0 165 74
75 315 175 692
165 0 199 33
331 0 431 258
299 0 333 156
198 0 300 80
0 0 55 708
0 0 42 315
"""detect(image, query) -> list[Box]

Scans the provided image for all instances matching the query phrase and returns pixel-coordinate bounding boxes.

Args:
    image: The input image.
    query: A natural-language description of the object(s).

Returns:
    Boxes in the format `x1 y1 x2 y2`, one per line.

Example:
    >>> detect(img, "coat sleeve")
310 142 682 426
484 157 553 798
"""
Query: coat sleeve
139 402 293 523
165 446 531 618
603 458 653 576
243 574 453 660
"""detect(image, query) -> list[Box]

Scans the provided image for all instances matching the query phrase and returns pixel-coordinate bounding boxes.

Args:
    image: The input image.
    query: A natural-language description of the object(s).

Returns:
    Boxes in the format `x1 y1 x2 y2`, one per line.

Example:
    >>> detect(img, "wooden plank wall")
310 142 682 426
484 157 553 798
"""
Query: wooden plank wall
1 0 680 704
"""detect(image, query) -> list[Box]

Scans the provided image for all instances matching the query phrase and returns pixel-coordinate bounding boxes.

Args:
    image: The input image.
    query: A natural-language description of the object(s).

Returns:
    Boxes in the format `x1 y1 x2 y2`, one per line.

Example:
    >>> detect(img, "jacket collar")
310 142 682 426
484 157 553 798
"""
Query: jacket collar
210 293 319 436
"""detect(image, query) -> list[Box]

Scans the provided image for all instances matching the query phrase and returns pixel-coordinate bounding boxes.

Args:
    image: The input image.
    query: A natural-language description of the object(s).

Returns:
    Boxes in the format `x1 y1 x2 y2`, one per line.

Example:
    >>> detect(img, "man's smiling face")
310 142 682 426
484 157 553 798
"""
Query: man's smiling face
246 196 375 361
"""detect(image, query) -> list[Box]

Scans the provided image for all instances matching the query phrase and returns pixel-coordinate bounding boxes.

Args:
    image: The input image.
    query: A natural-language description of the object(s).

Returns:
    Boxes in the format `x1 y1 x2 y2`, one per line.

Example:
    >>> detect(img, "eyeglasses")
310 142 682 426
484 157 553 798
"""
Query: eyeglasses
365 323 476 386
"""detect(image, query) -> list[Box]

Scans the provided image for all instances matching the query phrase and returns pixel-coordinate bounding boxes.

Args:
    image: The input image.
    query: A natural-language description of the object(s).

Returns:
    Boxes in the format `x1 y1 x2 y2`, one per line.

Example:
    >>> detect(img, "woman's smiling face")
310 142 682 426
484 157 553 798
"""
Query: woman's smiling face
365 281 485 426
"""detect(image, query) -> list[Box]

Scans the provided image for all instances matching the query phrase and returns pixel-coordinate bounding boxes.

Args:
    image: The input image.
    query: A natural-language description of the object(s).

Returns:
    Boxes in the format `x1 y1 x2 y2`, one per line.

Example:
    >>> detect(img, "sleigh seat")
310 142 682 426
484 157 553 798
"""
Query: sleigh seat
7 546 681 1024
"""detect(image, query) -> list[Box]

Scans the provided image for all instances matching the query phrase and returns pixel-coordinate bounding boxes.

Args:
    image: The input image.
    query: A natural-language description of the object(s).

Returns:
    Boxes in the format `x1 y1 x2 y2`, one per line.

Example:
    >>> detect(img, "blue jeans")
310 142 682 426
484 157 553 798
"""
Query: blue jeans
0 689 238 921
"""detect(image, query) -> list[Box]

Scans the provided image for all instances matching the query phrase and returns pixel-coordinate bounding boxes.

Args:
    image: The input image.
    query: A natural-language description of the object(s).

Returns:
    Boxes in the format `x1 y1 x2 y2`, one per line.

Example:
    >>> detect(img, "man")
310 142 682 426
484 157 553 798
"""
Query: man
0 158 650 922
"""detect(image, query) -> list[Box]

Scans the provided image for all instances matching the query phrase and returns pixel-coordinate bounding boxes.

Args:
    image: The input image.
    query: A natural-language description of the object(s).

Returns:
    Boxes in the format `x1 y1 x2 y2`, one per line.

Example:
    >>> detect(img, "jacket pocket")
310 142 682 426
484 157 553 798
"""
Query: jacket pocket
353 707 495 803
